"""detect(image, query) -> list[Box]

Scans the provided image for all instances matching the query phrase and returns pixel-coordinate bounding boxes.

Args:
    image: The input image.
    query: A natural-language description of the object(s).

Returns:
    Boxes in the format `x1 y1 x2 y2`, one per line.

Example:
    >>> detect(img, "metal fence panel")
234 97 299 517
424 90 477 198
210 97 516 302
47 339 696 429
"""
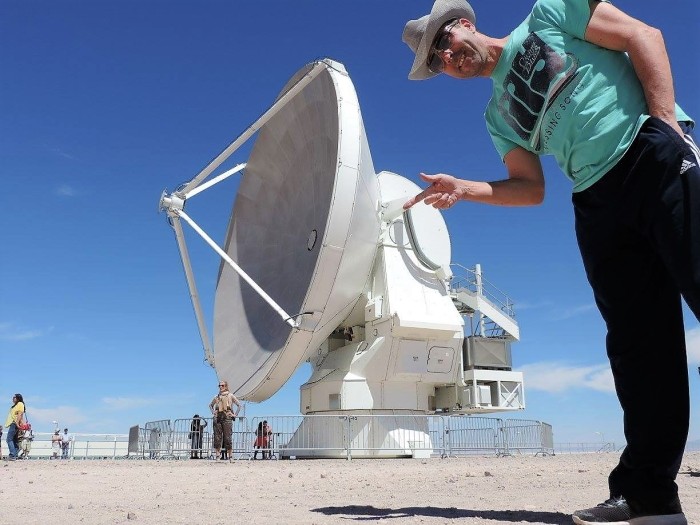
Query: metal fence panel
128 426 140 454
144 419 172 458
250 415 349 459
554 442 617 454
541 422 554 455
501 419 552 455
445 416 502 456
346 414 440 458
18 433 130 459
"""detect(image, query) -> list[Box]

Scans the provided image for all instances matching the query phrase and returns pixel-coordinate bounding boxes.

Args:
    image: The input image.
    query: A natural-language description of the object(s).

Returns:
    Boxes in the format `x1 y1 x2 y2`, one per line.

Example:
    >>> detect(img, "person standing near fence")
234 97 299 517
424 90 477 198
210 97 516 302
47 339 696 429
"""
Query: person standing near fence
51 430 62 459
401 0 696 523
253 420 272 460
61 428 73 459
4 393 25 461
209 380 241 462
19 427 33 459
189 414 208 459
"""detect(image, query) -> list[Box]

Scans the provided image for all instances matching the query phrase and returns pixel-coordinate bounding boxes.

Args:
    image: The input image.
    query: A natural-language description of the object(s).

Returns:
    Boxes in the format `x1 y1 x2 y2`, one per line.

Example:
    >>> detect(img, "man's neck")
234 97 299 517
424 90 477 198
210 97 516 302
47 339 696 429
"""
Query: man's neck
483 35 509 78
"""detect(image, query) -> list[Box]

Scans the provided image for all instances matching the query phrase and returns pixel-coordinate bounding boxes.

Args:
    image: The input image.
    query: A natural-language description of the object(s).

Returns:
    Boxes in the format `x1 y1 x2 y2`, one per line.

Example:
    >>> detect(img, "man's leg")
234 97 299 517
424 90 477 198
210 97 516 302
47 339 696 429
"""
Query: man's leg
575 209 688 515
573 118 695 517
223 418 233 461
6 425 17 458
646 123 700 319
213 420 223 460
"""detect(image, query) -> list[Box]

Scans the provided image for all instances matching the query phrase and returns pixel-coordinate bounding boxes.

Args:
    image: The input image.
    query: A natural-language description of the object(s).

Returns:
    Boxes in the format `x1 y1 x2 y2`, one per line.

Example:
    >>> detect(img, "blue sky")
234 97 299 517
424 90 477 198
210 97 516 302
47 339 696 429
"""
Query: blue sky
2 0 698 445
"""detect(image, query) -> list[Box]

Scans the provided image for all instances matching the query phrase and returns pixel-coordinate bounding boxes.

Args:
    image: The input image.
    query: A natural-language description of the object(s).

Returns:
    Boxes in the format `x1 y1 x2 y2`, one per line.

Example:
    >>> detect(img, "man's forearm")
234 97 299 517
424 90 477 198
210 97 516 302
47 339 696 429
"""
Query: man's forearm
460 178 544 206
626 25 678 127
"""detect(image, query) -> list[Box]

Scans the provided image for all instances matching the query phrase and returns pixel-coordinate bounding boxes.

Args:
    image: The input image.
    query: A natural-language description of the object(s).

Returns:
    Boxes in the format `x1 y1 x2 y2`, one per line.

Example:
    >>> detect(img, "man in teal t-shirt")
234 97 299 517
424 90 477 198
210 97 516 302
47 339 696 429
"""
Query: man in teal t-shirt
402 1 698 524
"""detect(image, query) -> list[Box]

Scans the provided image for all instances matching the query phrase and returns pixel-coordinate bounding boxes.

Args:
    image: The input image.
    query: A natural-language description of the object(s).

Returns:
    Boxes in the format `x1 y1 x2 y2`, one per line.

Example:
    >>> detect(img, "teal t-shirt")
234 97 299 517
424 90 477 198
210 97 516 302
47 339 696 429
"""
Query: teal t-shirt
485 0 692 192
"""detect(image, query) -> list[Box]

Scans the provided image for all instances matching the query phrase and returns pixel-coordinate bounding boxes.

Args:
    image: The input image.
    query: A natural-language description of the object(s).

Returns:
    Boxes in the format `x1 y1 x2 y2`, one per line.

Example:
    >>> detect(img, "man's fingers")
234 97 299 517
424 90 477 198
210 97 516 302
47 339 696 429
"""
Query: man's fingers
426 193 449 209
403 192 425 210
423 193 438 205
403 173 445 210
403 186 434 210
402 195 418 210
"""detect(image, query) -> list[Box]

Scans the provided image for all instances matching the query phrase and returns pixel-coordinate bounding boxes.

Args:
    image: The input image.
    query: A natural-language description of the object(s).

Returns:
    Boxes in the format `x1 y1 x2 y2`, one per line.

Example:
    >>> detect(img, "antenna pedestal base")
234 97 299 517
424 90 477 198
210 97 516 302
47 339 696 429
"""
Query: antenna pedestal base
279 410 433 459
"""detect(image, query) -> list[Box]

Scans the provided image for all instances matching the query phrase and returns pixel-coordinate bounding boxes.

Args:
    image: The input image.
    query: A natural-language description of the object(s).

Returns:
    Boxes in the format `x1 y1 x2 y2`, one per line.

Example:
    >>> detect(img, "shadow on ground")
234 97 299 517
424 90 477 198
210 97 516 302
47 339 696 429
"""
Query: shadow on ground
311 505 571 524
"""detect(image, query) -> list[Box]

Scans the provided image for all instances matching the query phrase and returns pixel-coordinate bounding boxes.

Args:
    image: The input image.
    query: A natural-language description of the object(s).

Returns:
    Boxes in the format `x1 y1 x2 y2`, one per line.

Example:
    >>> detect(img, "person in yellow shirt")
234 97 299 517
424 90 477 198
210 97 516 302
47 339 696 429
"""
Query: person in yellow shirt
4 393 25 461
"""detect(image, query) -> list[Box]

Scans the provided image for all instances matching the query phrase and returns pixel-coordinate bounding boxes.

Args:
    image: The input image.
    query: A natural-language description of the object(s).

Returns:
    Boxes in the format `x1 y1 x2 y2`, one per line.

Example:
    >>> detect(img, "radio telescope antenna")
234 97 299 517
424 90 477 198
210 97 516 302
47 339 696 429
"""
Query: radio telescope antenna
159 61 330 366
160 59 524 457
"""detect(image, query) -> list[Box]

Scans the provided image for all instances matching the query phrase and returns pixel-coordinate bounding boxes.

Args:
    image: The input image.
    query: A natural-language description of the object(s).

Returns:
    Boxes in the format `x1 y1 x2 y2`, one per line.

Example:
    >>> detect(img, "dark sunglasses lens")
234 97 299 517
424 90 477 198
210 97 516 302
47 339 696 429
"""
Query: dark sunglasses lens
427 32 452 73
427 53 443 73
435 33 451 51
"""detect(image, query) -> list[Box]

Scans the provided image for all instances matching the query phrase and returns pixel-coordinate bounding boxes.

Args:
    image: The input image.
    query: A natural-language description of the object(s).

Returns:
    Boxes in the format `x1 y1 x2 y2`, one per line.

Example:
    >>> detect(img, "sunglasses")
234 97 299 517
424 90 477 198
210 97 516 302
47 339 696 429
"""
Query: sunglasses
218 384 225 387
427 19 460 73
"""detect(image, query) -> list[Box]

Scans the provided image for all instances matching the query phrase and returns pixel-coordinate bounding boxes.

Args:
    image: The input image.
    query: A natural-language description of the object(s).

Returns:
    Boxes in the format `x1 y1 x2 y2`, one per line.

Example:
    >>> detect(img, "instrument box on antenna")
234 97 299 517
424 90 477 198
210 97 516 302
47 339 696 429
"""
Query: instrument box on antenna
464 337 512 370
465 385 492 407
434 384 492 410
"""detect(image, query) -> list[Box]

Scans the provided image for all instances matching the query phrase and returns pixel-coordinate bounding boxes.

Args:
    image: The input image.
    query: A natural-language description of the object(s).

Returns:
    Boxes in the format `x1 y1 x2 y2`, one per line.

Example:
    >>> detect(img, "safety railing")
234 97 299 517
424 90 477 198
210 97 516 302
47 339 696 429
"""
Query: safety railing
246 414 448 459
169 417 249 459
10 432 131 460
144 419 173 459
500 419 555 456
127 414 555 460
450 264 516 319
7 426 631 460
444 416 502 456
553 442 618 454
249 415 349 459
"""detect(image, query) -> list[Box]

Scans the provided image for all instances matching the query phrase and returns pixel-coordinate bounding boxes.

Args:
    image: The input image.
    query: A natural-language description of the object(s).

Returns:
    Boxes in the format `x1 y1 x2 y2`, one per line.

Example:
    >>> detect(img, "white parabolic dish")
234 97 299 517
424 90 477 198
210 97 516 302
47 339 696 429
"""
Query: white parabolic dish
214 61 381 401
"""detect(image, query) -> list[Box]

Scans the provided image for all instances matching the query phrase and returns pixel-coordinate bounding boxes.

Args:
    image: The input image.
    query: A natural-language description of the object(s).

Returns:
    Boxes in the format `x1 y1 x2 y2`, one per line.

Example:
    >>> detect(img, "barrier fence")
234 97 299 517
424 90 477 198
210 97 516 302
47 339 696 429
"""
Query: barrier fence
446 416 501 456
6 419 636 460
7 433 130 459
553 442 618 454
127 415 555 460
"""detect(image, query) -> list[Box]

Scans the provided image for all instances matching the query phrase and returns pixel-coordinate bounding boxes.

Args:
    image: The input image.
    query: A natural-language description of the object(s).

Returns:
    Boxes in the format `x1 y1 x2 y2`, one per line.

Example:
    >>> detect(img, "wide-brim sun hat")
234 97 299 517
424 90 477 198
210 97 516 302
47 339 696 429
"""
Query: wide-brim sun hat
402 0 476 80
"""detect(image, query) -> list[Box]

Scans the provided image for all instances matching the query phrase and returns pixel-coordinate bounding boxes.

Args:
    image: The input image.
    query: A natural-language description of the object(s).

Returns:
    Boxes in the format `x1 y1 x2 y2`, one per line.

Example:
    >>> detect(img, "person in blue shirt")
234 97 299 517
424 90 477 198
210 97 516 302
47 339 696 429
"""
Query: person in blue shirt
402 1 698 524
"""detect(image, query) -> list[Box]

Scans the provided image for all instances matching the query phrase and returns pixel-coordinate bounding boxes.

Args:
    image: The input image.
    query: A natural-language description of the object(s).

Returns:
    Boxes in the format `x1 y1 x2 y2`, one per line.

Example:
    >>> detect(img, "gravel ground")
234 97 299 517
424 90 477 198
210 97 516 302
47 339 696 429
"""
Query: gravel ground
3 452 699 524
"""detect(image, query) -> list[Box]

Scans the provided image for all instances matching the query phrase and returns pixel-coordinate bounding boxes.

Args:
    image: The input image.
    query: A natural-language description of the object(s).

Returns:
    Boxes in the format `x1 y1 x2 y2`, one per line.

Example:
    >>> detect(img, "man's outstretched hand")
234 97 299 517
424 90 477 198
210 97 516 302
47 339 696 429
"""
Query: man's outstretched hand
403 173 465 210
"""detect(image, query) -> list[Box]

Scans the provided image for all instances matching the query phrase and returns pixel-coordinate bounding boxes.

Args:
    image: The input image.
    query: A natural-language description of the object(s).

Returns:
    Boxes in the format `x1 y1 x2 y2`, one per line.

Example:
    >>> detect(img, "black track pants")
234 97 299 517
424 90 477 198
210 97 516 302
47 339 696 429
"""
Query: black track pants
573 117 699 515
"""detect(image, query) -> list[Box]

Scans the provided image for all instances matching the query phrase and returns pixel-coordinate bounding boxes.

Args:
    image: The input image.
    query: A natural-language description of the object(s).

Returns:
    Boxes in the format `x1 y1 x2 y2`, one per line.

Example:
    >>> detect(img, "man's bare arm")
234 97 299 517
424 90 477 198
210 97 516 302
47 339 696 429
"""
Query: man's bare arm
585 1 681 135
403 147 544 209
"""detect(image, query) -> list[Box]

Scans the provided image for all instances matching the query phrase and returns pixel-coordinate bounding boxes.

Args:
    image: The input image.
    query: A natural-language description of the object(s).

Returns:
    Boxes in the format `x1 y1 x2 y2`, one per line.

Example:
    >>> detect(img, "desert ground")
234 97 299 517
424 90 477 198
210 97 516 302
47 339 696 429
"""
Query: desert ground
2 452 699 525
